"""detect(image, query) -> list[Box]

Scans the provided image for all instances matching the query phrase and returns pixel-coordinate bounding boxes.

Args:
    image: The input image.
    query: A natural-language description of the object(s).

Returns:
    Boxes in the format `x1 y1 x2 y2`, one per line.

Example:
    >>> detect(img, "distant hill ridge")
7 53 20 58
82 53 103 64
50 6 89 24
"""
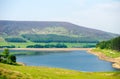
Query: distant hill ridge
0 20 119 41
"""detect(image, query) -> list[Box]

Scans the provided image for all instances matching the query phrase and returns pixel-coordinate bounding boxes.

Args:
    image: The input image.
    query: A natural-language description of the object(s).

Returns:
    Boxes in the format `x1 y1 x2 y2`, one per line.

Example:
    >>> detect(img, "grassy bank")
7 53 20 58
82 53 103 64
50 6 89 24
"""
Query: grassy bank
0 63 120 79
91 48 120 58
89 48 120 69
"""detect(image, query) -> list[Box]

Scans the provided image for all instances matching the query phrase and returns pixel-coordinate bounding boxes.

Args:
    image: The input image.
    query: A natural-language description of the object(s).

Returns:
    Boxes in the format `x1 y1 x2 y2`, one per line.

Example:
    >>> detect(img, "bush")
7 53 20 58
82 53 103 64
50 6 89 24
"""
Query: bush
7 55 16 64
0 49 16 65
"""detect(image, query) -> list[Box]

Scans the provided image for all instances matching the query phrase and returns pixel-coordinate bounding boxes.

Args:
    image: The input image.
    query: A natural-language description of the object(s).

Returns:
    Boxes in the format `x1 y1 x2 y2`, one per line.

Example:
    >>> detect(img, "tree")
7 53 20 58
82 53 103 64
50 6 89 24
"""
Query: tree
111 36 120 51
96 36 120 51
2 49 9 57
7 55 16 64
96 41 107 49
0 49 16 64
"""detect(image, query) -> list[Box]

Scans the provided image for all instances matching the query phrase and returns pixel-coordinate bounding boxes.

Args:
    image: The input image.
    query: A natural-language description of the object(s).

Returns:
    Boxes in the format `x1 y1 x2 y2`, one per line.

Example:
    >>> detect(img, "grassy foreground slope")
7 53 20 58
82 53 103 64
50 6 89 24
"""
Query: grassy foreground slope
0 63 120 79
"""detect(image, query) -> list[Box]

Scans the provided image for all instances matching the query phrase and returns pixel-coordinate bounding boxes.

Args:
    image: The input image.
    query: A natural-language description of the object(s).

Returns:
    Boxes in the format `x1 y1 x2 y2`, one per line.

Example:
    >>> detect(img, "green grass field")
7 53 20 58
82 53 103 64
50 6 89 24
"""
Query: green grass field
0 63 120 79
0 36 96 48
92 48 120 58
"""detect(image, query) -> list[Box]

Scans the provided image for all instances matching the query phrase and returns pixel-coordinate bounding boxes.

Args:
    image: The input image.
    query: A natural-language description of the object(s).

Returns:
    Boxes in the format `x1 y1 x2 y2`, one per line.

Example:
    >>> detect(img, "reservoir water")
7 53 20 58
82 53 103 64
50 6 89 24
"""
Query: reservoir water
9 50 118 72
0 50 116 72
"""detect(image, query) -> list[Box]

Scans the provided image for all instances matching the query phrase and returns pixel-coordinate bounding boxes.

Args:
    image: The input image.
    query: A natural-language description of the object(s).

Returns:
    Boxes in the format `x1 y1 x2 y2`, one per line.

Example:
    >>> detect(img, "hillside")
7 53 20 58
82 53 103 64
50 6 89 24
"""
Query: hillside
0 20 118 40
0 20 119 48
0 63 120 79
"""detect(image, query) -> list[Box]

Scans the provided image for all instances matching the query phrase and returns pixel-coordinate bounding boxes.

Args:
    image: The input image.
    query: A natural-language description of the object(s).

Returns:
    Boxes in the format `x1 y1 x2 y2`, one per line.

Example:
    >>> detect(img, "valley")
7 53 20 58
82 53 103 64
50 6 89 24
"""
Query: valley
0 20 120 79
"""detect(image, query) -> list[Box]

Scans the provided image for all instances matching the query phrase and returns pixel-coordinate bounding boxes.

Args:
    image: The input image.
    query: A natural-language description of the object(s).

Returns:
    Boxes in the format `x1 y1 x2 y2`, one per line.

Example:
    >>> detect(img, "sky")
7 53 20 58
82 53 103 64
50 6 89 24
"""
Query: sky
0 0 120 34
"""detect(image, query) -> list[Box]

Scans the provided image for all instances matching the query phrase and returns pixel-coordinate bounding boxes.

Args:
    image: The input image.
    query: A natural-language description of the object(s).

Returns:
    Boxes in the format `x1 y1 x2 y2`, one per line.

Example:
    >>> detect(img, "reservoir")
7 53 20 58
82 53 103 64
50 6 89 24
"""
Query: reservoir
10 50 118 72
0 49 117 72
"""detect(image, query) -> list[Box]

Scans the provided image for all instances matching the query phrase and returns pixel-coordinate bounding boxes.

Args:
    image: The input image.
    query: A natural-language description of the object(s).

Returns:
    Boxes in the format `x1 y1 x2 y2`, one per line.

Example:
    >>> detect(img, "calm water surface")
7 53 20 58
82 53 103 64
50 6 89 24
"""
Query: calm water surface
13 50 118 72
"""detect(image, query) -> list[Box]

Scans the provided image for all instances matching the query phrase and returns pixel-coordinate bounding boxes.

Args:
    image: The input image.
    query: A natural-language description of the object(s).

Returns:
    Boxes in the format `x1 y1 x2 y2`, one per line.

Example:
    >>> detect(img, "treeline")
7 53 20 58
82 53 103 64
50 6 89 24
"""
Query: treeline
0 45 15 48
26 43 67 48
96 36 120 51
22 34 98 43
5 37 26 42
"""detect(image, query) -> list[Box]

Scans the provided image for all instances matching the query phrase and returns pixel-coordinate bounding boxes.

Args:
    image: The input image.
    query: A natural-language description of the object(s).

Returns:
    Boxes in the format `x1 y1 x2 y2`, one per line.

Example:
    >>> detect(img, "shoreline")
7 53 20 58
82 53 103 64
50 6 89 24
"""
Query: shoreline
0 48 91 51
88 49 120 70
17 62 26 66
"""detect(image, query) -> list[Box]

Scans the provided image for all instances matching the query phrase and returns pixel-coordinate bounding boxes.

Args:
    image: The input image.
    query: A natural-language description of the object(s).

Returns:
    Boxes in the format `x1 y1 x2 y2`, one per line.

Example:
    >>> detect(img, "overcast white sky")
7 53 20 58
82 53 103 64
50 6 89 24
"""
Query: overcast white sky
0 0 120 34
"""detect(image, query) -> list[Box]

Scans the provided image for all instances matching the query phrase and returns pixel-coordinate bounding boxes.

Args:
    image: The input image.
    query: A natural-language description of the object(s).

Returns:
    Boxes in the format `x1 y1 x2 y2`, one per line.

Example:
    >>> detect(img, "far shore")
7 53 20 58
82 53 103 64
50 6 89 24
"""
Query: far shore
0 48 92 51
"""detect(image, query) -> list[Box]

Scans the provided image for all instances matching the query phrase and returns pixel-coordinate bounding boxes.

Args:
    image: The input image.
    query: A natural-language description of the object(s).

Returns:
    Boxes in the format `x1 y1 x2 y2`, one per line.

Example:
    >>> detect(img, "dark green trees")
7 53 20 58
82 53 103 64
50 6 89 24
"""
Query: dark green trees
96 36 120 51
26 43 67 48
0 49 16 64
22 34 98 43
5 37 26 42
111 36 120 51
96 41 111 49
